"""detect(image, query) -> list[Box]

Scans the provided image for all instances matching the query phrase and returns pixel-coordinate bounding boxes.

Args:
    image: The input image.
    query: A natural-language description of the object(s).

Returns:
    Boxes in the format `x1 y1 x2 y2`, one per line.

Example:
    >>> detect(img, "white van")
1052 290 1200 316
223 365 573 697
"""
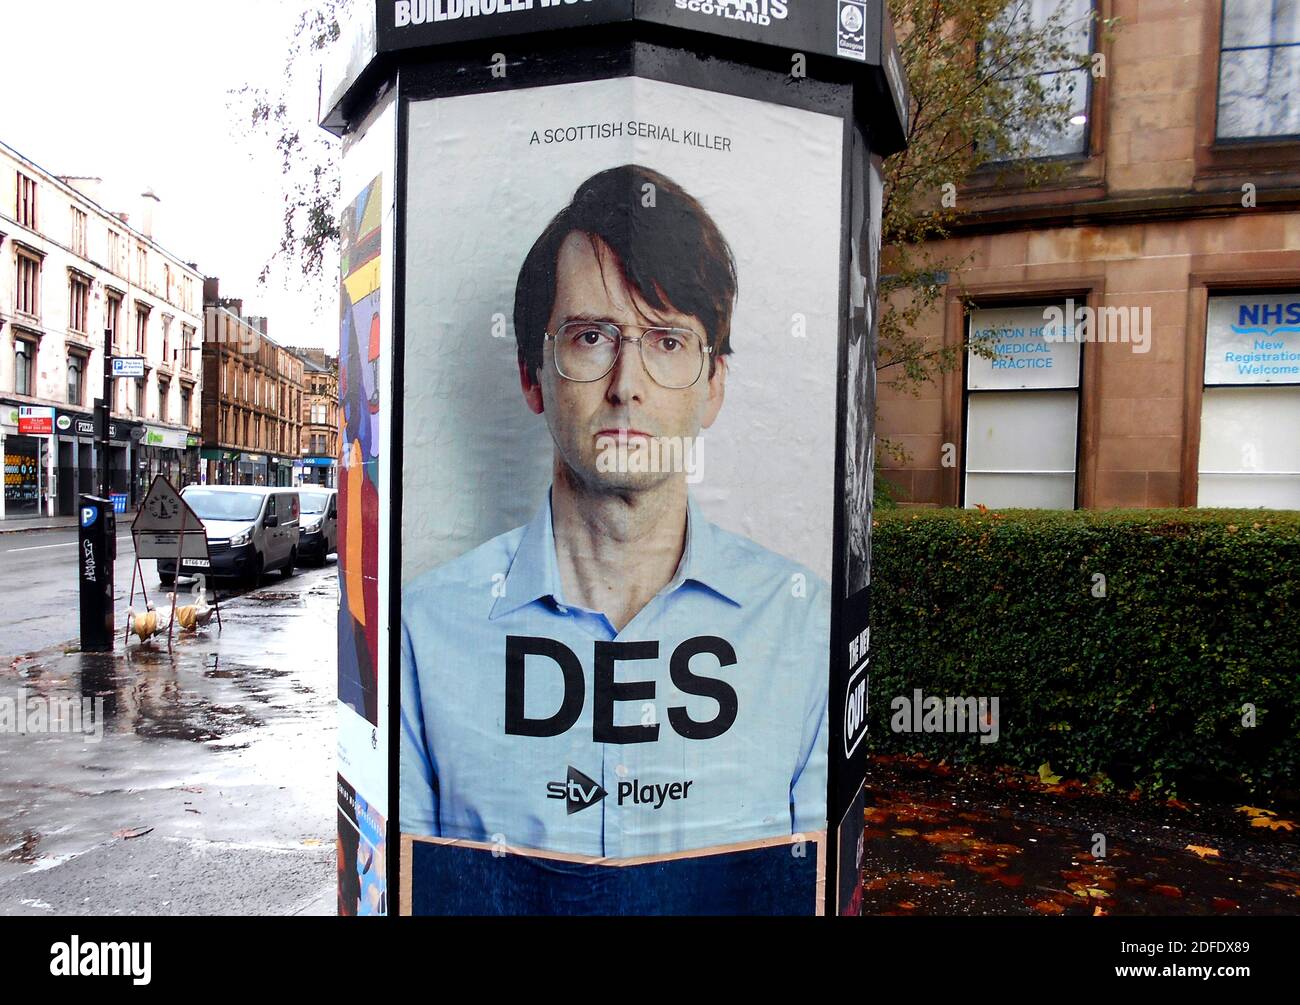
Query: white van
297 487 338 566
158 485 301 586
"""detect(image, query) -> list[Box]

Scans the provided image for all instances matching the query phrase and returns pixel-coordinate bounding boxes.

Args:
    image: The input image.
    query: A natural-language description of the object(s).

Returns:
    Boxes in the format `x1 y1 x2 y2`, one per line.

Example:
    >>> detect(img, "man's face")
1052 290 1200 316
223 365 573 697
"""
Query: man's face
520 232 726 494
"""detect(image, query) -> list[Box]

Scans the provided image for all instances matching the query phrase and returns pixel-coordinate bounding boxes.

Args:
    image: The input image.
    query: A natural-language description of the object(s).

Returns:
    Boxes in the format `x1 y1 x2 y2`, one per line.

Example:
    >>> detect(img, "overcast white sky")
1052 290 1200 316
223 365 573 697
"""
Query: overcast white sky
0 0 338 350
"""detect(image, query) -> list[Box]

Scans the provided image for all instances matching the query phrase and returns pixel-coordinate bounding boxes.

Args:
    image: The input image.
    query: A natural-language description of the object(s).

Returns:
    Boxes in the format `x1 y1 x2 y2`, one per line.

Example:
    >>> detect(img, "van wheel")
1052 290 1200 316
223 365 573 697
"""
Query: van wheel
281 549 297 579
158 573 175 587
248 553 265 587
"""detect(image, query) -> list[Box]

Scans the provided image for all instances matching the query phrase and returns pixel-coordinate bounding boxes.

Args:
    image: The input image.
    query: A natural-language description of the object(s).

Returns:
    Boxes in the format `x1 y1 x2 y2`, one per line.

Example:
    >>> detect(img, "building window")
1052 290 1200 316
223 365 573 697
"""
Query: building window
16 173 37 228
964 303 1082 509
68 274 90 334
986 0 1095 161
14 339 37 396
107 231 122 274
1197 293 1300 507
16 250 41 318
310 403 327 425
68 354 85 406
69 205 89 254
135 304 149 354
106 293 123 350
1217 0 1300 141
181 386 192 427
158 379 170 422
70 207 88 257
135 243 148 285
128 377 141 415
181 324 195 370
162 315 172 362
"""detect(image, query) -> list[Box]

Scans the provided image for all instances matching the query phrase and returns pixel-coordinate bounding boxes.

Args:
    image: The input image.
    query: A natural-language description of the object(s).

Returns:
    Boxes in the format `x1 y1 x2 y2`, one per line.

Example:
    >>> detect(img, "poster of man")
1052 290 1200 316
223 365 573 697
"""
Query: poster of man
398 76 845 864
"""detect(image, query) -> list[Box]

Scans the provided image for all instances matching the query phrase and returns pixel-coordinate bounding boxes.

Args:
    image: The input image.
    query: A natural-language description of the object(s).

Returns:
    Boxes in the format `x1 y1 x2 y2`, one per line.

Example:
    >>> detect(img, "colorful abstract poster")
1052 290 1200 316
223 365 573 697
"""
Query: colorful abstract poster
337 773 387 916
335 94 394 917
338 174 383 727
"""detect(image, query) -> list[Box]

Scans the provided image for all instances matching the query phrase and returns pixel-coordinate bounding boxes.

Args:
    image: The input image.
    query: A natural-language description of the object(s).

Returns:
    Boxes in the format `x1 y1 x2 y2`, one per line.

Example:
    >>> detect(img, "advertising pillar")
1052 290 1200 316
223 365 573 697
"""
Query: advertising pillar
324 0 909 917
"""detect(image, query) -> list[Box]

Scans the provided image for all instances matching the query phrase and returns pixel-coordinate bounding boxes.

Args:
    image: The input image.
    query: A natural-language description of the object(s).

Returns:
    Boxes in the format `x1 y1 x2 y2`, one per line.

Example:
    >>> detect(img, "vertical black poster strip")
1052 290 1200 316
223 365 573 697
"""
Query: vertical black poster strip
388 70 409 911
828 123 879 916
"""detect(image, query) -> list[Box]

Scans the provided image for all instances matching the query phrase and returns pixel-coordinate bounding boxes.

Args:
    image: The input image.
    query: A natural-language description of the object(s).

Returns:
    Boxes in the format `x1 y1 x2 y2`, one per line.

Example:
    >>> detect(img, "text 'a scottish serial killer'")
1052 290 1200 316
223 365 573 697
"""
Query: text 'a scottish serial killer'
530 121 733 152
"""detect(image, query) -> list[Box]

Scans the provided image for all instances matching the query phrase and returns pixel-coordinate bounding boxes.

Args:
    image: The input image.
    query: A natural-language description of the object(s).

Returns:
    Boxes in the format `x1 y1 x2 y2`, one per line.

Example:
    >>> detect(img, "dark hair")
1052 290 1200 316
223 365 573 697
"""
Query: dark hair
513 164 737 382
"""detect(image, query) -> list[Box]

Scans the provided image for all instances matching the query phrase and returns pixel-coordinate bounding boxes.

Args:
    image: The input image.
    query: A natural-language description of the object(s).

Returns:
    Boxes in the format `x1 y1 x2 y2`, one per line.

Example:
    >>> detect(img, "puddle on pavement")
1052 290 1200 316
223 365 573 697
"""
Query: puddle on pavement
0 573 335 885
243 593 305 607
2 644 318 748
205 665 290 681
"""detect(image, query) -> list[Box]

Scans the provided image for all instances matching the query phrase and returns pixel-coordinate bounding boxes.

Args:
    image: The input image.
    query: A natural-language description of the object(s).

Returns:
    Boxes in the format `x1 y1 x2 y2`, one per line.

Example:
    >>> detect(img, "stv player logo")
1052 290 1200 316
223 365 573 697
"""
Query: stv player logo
547 765 607 815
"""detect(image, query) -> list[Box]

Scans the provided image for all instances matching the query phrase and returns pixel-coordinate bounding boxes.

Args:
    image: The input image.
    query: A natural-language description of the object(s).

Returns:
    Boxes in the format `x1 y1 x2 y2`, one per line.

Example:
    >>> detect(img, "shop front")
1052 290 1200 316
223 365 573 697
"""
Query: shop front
269 454 294 487
54 409 100 517
2 404 55 519
139 423 194 492
201 447 238 486
105 420 142 507
3 403 45 519
184 434 202 487
299 456 336 487
238 452 267 486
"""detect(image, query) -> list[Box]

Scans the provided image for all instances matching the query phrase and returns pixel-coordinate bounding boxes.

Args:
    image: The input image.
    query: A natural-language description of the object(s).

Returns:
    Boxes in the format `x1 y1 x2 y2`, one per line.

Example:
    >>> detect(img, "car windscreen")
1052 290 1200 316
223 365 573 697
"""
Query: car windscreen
300 492 330 514
183 490 263 522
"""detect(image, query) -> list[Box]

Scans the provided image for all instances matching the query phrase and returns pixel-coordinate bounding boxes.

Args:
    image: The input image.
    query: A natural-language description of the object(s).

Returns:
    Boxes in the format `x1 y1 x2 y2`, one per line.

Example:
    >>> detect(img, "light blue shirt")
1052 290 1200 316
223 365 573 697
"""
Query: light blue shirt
400 490 829 859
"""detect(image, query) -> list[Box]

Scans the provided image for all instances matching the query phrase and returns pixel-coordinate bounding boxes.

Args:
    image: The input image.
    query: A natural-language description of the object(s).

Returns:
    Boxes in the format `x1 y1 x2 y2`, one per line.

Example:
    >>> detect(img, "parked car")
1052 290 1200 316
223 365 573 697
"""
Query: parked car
158 485 300 586
298 487 338 566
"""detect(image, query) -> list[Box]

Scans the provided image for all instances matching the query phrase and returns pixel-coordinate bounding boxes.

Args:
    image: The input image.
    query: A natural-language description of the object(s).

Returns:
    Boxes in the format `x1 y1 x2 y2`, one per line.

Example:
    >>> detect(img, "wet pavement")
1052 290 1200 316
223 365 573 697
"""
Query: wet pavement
0 525 145 658
862 754 1300 916
0 564 338 916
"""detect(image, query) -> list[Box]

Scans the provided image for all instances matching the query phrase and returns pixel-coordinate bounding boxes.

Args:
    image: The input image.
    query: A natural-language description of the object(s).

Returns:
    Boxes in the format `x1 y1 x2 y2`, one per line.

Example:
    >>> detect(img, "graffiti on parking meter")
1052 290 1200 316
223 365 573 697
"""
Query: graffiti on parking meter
398 75 846 870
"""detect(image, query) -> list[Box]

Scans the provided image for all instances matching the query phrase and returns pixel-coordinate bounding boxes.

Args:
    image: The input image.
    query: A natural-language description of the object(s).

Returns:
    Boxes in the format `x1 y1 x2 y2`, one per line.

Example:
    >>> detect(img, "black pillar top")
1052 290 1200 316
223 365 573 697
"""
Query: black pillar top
322 0 910 154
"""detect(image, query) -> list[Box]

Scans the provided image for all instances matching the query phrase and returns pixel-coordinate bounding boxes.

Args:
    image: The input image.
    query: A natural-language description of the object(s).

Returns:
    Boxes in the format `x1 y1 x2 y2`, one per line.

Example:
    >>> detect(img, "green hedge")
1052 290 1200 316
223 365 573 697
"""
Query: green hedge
868 508 1300 800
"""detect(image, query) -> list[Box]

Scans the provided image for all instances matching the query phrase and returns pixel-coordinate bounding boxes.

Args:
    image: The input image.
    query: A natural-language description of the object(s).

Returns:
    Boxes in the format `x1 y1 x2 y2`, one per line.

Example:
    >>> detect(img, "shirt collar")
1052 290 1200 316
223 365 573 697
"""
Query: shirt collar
669 494 743 607
488 490 742 621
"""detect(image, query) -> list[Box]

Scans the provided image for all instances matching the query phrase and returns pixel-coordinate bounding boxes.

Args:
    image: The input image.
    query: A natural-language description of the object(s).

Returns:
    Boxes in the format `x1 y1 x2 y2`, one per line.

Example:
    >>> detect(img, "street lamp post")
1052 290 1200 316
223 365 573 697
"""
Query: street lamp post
97 329 112 500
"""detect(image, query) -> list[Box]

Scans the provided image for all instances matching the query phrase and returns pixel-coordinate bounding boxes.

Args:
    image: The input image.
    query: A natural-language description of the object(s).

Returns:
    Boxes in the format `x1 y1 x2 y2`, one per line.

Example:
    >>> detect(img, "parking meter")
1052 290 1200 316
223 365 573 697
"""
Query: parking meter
79 495 115 652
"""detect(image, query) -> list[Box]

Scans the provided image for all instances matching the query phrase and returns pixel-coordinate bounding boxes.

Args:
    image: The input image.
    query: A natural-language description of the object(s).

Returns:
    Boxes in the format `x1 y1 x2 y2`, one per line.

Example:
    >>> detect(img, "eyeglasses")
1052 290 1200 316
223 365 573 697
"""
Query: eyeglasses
544 320 712 390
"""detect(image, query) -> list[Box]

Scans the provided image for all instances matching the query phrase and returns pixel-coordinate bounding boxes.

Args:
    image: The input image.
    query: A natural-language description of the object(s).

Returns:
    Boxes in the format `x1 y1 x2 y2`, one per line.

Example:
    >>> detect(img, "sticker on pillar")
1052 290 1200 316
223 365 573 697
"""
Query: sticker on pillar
837 1 867 60
398 75 844 910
